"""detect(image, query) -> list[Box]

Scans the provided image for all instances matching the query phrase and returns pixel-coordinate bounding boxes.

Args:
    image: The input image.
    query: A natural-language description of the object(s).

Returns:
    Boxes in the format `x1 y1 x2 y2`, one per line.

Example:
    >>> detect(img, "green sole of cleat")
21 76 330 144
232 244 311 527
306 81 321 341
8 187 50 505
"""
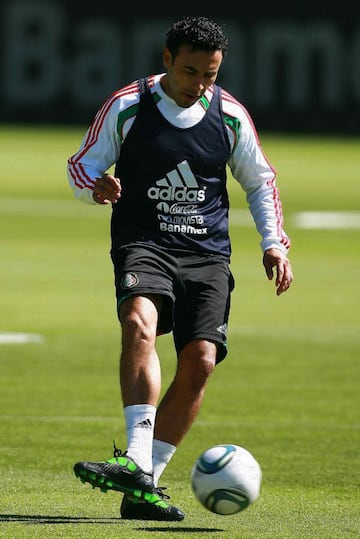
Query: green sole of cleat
75 470 146 498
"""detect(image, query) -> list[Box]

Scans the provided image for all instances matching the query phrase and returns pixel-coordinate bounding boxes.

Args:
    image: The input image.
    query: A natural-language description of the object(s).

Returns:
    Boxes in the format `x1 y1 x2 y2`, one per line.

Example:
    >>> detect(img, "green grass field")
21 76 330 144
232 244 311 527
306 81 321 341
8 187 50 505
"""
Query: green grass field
1 125 359 538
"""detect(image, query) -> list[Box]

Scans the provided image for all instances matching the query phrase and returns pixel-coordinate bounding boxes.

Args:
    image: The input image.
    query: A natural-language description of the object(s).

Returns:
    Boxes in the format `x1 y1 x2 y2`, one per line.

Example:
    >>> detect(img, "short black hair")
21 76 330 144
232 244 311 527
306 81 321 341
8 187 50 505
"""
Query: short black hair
165 16 229 59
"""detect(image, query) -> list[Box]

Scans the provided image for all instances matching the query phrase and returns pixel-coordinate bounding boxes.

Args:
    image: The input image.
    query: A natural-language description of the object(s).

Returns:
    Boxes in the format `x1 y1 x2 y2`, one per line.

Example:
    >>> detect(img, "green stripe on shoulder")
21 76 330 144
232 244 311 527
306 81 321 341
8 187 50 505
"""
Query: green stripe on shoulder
223 113 241 148
200 95 210 110
117 103 139 143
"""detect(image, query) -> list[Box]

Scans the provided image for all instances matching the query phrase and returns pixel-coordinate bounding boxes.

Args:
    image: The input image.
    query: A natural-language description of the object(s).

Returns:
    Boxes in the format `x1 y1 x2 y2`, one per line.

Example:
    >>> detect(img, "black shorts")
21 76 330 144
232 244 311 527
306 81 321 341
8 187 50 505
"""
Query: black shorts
110 244 235 363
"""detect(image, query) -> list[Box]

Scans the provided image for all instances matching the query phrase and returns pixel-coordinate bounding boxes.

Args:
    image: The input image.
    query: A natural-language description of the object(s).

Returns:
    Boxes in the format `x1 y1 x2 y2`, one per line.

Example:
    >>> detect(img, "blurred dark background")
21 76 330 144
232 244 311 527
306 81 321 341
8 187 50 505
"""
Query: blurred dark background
1 2 359 134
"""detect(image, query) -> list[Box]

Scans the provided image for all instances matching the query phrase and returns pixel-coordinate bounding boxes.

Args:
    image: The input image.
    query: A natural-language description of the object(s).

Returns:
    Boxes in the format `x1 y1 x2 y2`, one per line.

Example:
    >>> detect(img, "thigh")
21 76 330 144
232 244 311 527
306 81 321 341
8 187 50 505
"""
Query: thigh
173 255 235 363
111 244 176 334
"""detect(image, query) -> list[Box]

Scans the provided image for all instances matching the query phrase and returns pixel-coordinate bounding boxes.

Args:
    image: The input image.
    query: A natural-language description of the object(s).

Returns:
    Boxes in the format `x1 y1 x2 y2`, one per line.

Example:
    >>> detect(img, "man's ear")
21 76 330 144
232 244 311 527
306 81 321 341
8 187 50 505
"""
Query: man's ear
163 47 172 69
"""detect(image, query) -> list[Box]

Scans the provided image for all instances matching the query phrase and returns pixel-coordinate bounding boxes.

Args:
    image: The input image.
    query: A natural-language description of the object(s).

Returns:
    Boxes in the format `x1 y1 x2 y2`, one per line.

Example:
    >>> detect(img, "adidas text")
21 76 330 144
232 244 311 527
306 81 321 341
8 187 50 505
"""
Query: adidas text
148 186 205 202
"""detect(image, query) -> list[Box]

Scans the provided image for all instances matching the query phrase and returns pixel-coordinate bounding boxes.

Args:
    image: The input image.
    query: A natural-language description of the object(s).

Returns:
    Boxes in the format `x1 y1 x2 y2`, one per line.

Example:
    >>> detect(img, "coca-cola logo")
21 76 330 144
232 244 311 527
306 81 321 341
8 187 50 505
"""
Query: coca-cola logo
170 203 198 214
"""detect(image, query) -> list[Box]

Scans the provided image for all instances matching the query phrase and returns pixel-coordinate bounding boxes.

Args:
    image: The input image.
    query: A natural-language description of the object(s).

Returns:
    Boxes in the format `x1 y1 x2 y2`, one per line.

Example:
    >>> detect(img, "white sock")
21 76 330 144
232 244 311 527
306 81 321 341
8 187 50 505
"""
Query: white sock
152 439 177 487
124 404 156 473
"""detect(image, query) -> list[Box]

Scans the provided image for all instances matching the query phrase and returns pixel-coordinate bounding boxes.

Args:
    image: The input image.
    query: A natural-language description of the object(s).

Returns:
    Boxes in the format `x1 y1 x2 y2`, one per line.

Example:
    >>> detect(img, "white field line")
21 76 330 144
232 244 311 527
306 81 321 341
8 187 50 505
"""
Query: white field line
0 197 109 219
1 198 360 228
0 415 120 422
293 211 360 229
2 325 358 346
0 332 44 344
230 209 360 229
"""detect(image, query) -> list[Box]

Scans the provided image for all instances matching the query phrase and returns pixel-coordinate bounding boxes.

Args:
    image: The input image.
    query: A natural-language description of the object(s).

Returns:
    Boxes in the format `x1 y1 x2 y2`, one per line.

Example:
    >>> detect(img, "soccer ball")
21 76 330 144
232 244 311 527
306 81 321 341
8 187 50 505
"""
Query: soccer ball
190 444 262 515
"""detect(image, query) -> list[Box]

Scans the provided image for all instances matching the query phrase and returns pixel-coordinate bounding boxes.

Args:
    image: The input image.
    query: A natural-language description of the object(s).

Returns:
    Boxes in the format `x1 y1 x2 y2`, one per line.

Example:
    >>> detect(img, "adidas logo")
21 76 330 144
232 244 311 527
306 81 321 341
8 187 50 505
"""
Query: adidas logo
134 419 153 429
147 160 206 203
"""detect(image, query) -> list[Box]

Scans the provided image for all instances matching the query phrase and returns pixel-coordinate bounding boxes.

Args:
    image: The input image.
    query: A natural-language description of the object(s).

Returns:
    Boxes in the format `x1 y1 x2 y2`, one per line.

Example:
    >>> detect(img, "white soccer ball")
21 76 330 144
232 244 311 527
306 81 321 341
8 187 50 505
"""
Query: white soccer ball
191 444 262 515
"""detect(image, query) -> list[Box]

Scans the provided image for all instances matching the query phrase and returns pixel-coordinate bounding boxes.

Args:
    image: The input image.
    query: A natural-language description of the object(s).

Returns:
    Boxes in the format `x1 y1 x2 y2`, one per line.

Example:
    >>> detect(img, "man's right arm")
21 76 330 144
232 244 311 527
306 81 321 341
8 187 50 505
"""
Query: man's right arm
66 98 122 204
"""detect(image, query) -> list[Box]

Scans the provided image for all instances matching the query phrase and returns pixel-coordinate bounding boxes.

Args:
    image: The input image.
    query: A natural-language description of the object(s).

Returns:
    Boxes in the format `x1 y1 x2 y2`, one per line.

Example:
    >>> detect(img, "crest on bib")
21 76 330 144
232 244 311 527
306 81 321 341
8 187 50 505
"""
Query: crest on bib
120 272 139 289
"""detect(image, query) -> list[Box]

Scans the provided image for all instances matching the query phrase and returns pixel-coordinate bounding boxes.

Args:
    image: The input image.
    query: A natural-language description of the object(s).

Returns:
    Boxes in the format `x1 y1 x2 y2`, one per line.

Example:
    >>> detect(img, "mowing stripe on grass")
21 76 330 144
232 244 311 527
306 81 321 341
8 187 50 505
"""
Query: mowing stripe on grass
2 198 360 229
0 416 357 430
230 325 359 343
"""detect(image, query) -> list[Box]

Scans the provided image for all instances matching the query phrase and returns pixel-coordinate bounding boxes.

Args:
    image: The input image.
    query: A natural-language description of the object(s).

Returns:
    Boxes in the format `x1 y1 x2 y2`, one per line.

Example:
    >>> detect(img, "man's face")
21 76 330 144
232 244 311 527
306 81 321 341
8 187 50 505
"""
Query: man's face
161 44 223 108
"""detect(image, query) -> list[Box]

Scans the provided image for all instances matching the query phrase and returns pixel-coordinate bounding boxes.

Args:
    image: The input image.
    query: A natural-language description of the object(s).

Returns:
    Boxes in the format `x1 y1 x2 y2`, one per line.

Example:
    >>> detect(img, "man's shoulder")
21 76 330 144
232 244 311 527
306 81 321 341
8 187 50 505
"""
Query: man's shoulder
218 86 249 118
105 79 141 110
104 74 161 111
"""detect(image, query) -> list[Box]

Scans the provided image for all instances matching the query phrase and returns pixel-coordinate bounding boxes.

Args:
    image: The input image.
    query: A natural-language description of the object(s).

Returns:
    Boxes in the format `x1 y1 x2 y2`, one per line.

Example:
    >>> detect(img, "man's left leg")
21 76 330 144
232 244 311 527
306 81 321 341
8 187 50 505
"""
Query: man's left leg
120 339 217 520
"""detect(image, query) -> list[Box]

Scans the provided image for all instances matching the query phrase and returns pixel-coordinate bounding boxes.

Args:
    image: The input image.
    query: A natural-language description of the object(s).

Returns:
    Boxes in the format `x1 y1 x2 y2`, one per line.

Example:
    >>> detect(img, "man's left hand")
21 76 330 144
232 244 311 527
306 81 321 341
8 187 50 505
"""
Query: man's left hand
263 248 294 296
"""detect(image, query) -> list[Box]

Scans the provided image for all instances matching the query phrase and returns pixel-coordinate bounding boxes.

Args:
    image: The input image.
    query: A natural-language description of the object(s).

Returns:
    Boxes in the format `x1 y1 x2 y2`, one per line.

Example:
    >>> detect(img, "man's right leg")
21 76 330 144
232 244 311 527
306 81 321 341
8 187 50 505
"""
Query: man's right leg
118 295 184 520
74 297 160 498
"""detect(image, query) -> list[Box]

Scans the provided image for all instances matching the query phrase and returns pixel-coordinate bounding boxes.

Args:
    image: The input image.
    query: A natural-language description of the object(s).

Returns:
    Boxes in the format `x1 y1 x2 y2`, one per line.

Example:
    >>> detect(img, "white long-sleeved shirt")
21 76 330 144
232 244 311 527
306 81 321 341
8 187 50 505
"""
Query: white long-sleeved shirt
67 73 290 254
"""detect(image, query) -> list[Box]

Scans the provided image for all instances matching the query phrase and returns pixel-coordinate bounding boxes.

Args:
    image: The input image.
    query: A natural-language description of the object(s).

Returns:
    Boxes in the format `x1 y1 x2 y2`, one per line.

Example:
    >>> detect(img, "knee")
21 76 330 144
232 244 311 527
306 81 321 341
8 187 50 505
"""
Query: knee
120 297 158 342
121 311 154 342
179 340 217 381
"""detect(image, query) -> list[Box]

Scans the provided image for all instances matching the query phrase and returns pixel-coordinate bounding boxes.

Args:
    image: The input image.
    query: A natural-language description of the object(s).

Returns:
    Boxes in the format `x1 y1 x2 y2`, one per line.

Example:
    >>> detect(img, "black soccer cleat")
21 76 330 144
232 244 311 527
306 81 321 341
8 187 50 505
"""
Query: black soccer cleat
73 443 154 497
120 488 185 521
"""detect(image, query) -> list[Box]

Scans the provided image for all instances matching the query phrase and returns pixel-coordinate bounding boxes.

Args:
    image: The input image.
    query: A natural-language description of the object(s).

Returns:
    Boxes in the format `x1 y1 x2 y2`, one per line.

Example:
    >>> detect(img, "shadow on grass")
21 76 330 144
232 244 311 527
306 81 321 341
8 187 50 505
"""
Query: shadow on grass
136 528 225 533
0 515 119 524
0 515 224 532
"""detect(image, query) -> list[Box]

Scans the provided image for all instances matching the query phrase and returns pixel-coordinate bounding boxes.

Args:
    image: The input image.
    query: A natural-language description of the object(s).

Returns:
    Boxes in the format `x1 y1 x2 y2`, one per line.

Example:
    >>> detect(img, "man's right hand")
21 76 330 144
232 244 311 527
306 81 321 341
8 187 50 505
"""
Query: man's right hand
93 174 121 204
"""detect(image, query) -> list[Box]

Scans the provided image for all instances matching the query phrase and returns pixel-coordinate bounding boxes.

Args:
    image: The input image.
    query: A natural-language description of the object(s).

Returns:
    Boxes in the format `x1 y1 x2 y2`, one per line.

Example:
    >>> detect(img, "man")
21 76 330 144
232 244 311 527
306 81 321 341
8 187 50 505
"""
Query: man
67 16 293 522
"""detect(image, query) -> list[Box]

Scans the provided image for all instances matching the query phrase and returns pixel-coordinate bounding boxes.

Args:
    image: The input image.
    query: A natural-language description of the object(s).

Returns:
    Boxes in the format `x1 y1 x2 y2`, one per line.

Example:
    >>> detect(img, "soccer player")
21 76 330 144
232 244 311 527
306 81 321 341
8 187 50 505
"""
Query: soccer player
67 16 293 521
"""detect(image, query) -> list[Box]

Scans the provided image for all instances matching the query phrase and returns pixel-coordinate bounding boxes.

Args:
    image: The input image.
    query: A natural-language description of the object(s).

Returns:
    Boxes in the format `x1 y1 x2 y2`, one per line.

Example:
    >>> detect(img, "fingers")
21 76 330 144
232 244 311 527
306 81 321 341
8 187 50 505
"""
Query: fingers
275 258 293 296
93 174 121 204
263 258 274 281
263 248 294 296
